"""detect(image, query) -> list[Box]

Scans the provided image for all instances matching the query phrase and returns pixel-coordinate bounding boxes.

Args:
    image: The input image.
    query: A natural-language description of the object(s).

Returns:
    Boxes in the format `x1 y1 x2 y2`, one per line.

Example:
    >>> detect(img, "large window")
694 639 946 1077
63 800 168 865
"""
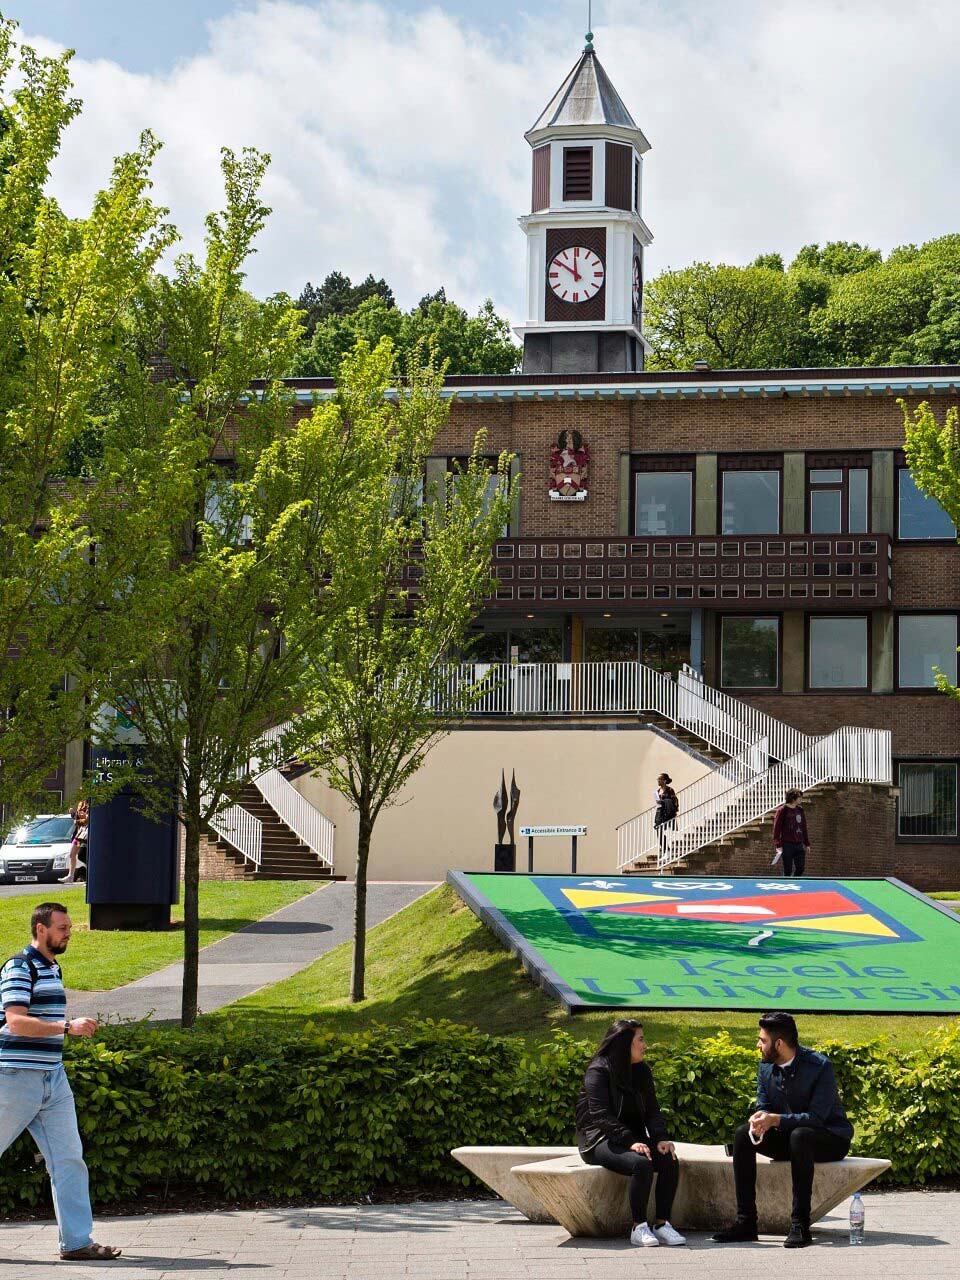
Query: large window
720 616 779 689
808 616 868 689
898 762 958 838
721 470 780 534
808 464 869 534
897 614 959 688
633 471 692 536
447 458 509 536
898 469 956 540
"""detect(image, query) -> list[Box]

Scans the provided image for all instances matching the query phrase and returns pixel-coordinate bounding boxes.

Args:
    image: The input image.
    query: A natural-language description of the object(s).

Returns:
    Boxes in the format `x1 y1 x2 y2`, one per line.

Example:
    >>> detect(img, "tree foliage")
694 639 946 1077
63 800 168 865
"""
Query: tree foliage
295 341 514 1002
645 235 960 370
295 270 395 339
290 290 519 377
0 19 177 814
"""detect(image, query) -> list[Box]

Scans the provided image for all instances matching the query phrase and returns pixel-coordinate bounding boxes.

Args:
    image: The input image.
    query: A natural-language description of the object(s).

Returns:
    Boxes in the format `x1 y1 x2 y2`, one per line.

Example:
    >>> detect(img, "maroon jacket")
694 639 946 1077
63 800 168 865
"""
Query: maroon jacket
773 803 809 849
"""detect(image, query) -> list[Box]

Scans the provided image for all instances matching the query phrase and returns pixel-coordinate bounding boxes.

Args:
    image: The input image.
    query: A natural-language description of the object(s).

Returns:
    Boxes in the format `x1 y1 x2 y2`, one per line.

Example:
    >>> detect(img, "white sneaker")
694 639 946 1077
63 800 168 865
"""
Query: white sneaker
653 1221 687 1246
630 1223 660 1247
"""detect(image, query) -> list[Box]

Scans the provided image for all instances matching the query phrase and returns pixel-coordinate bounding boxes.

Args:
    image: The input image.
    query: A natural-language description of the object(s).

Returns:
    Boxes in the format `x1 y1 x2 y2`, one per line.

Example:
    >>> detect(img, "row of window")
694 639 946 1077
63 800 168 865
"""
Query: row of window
719 613 959 690
633 463 956 540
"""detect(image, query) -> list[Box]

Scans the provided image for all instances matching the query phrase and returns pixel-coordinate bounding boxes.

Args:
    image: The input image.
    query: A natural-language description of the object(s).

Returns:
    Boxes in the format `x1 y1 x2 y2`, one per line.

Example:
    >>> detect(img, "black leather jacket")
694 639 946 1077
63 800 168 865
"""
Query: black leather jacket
575 1058 670 1155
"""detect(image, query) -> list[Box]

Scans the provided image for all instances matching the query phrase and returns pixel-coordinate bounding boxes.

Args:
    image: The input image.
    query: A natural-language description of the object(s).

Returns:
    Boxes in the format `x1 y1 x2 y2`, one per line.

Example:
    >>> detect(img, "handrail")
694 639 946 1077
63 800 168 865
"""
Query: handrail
209 803 263 867
254 767 335 868
617 726 892 871
677 665 812 766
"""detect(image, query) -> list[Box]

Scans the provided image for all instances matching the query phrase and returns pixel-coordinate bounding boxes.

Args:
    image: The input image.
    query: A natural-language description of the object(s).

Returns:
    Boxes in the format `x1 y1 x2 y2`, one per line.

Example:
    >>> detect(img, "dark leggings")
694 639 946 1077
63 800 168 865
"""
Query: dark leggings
584 1139 679 1224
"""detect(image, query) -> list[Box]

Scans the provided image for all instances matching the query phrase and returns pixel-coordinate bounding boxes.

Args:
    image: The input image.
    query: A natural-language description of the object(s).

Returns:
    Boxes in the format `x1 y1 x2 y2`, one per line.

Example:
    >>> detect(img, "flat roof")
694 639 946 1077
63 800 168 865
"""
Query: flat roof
263 365 960 403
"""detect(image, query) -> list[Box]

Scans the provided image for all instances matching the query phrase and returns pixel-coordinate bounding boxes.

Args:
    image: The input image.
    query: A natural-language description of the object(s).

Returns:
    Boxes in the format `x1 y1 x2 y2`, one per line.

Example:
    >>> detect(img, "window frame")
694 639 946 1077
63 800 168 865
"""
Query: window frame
718 613 782 692
630 456 696 537
895 463 958 542
805 613 870 692
446 456 510 537
806 455 871 535
895 758 959 843
718 456 783 535
895 611 960 692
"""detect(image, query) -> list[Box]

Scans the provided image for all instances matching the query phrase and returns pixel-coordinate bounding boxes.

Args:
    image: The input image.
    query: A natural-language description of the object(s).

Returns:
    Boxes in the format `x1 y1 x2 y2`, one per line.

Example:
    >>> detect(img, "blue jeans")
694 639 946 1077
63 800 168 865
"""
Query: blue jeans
0 1065 93 1252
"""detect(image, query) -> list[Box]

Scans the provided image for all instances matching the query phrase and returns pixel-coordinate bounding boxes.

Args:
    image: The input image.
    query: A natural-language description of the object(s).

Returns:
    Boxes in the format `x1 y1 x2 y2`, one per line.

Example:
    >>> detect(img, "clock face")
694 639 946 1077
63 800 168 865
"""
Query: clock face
548 246 604 303
632 255 643 316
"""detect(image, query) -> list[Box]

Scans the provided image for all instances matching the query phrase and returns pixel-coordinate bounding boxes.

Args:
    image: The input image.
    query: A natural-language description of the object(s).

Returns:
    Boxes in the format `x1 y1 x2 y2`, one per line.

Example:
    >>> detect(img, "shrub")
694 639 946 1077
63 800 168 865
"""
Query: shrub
1 1021 956 1211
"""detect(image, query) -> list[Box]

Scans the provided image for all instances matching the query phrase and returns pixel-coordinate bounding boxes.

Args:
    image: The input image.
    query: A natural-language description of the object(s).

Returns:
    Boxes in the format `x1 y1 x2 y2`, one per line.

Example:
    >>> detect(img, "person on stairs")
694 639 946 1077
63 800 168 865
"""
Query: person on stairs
575 1018 686 1248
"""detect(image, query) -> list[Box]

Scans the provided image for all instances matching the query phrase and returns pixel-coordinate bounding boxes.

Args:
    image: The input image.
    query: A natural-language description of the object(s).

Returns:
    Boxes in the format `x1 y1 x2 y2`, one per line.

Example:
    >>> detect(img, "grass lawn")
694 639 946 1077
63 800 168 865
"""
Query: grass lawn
0 880 323 990
210 883 960 1050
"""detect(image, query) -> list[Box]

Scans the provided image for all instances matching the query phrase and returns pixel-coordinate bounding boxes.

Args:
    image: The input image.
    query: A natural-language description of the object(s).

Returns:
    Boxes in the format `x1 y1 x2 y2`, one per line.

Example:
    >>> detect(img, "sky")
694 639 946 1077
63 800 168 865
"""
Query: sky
6 0 960 323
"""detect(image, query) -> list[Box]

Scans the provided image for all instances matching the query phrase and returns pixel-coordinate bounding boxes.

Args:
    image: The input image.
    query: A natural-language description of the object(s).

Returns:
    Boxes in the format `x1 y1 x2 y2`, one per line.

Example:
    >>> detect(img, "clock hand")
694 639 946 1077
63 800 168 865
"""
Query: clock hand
556 261 582 281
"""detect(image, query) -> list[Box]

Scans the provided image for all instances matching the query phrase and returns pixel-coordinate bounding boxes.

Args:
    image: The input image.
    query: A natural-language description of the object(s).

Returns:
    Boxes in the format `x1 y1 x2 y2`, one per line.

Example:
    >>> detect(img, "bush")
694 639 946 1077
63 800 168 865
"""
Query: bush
2 1021 957 1211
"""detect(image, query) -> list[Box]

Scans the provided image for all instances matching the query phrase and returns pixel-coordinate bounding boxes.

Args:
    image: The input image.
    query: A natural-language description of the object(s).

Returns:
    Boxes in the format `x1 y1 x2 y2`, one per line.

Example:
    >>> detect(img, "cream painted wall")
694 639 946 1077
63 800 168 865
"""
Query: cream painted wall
293 728 712 881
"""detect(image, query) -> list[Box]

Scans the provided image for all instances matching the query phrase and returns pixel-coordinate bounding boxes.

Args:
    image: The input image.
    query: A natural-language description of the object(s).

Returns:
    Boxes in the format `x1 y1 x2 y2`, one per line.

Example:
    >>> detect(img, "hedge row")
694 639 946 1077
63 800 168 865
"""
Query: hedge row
2 1021 958 1211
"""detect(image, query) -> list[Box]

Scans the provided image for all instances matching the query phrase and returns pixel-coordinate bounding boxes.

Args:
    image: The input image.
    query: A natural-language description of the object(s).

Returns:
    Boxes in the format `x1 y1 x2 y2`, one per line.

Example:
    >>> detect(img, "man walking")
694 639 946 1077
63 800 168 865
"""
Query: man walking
712 1012 853 1248
0 903 121 1261
772 789 810 876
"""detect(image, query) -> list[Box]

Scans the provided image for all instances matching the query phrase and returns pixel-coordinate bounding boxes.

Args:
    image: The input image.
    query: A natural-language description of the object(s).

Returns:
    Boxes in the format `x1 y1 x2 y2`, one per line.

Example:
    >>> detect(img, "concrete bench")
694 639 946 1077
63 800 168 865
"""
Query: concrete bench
453 1143 891 1236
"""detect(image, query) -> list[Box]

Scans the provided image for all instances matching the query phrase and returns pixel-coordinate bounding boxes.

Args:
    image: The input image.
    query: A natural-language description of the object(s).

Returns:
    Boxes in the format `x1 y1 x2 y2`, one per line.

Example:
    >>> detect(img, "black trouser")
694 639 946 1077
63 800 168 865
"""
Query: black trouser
781 842 805 876
732 1122 850 1227
583 1139 679 1224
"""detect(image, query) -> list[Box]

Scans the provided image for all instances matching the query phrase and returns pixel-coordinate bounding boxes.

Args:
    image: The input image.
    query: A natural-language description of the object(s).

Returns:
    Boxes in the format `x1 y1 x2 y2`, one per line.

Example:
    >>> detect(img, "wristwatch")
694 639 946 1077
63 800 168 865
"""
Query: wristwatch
63 1020 72 1036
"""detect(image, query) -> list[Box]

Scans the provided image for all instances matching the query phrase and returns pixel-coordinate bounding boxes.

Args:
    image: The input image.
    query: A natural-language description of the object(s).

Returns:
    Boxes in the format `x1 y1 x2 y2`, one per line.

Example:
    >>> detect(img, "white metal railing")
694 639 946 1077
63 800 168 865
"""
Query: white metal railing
677 665 811 765
254 766 335 868
617 725 892 872
209 803 263 867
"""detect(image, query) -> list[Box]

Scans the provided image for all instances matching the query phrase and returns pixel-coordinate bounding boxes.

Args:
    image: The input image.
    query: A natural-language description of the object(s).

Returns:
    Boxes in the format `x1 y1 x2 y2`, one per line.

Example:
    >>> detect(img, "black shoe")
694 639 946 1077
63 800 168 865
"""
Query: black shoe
712 1220 759 1243
783 1223 813 1248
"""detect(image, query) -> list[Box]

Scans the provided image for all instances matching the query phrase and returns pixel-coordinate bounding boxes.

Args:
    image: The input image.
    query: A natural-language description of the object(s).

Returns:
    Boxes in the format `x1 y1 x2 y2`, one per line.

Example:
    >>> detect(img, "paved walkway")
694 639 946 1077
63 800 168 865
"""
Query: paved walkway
0 1191 955 1278
66 882 436 1023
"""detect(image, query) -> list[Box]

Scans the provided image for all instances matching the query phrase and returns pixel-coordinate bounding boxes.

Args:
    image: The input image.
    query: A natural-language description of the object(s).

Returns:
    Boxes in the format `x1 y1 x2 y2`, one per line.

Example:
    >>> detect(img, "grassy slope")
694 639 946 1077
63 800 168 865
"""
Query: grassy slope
212 884 960 1049
0 881 322 990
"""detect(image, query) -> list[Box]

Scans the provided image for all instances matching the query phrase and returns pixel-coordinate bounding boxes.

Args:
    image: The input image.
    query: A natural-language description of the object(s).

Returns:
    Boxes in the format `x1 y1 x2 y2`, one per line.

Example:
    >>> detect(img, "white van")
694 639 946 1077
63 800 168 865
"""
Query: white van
0 815 85 885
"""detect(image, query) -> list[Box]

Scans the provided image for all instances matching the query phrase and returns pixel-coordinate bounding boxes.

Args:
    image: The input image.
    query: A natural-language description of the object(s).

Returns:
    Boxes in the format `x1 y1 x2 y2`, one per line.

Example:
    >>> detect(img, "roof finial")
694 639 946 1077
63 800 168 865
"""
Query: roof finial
585 0 594 50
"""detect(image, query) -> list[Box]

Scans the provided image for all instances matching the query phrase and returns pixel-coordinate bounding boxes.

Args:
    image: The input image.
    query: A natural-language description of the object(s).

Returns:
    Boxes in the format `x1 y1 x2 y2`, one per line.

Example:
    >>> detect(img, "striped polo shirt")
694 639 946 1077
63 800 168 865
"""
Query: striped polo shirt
0 945 66 1069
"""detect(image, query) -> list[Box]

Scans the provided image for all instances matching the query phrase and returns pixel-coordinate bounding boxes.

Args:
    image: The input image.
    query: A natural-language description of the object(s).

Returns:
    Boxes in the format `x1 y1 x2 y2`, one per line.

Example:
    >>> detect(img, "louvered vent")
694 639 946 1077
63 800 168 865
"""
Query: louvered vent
563 147 593 201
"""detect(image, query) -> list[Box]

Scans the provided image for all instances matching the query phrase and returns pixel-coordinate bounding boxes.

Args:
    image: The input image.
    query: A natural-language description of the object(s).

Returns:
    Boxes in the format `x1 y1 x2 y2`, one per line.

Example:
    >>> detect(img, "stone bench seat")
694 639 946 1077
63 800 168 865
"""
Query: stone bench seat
453 1143 890 1236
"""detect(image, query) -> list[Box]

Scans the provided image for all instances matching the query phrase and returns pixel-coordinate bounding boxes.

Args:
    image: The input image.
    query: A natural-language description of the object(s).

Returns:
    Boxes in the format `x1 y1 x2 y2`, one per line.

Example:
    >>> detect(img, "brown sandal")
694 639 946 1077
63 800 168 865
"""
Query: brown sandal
59 1242 122 1260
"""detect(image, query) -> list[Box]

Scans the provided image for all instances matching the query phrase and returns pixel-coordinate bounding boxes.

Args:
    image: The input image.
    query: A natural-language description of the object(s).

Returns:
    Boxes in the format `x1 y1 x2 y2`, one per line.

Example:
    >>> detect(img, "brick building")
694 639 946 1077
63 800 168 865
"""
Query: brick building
292 40 960 890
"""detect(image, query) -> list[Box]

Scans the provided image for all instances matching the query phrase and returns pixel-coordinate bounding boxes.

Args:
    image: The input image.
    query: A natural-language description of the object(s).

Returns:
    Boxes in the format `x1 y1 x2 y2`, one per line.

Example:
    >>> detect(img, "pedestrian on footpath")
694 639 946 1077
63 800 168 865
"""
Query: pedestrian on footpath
654 773 679 856
771 788 810 876
0 902 121 1262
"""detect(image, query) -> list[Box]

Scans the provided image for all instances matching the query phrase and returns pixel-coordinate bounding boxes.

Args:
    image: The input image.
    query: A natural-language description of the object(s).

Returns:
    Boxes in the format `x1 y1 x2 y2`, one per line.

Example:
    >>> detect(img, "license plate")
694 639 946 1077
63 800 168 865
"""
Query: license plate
14 875 38 883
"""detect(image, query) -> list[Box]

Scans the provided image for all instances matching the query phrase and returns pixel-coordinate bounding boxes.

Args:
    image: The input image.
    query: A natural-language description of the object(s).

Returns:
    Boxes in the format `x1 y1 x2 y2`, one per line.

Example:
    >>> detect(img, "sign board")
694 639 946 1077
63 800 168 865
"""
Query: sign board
520 825 587 837
450 873 960 1014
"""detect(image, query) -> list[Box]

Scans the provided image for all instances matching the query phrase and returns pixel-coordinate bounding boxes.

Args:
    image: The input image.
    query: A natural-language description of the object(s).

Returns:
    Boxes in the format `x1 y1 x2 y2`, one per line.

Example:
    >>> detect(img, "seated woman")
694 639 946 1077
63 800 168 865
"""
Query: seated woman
575 1019 686 1247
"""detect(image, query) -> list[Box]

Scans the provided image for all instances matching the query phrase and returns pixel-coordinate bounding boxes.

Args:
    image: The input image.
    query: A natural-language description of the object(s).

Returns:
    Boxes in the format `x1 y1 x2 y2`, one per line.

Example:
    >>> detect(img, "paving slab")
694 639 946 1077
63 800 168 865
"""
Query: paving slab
64 881 437 1023
0 1192 954 1279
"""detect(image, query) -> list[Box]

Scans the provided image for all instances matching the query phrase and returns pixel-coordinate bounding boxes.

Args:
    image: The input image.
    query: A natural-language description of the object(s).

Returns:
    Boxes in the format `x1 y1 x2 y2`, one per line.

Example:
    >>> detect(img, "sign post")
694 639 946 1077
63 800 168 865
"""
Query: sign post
519 825 587 874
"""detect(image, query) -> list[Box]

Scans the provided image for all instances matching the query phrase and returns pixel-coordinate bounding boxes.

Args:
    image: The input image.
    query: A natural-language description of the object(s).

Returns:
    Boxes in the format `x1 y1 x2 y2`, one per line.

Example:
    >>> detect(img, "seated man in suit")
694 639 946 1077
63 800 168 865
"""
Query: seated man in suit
712 1011 854 1248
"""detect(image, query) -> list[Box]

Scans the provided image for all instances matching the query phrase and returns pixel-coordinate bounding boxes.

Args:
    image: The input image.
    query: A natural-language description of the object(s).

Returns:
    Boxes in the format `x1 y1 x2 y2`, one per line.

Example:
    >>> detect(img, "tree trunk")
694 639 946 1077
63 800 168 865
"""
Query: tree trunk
350 807 373 1003
181 780 202 1028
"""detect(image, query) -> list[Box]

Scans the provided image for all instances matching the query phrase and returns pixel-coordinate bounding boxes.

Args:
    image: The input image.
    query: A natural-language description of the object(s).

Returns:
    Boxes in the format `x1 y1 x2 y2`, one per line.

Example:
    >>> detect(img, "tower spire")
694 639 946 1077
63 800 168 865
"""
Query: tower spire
585 1 594 50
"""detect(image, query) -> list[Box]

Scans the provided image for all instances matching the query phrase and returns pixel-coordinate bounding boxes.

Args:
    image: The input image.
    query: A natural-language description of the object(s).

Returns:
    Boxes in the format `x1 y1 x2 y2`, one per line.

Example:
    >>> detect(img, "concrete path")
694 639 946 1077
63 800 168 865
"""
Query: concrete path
67 881 436 1023
0 1190 955 1278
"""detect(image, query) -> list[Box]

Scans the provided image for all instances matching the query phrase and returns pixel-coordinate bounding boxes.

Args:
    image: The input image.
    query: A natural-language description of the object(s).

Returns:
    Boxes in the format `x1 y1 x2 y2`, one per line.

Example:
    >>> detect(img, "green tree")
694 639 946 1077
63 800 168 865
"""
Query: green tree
291 293 519 377
295 270 395 339
790 241 882 276
644 261 802 370
0 20 176 814
98 148 370 1027
901 398 960 699
297 342 513 1003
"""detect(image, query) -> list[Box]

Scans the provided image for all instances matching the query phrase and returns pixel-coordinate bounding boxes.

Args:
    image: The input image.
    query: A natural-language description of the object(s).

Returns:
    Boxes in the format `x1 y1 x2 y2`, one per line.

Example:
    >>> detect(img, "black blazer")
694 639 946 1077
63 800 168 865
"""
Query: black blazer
575 1058 671 1155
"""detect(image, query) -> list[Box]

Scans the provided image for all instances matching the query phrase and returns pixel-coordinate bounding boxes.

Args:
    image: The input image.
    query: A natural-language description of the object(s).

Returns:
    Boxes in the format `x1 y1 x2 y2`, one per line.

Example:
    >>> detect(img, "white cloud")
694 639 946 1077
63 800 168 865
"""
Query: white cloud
21 0 960 323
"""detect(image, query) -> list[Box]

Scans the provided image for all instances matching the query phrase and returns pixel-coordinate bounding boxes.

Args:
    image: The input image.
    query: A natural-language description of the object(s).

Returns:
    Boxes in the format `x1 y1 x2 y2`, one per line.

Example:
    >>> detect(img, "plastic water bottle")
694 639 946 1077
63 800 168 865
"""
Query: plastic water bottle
849 1191 865 1245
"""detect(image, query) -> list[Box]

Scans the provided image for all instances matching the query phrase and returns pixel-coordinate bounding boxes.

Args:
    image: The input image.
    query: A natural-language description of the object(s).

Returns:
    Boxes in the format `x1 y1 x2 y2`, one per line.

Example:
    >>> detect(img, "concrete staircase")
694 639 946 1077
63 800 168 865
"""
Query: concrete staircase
202 781 335 881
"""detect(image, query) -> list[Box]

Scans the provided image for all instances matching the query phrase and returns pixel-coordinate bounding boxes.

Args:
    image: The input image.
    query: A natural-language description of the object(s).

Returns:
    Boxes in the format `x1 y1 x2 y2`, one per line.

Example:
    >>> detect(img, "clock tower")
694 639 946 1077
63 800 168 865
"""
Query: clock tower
516 34 653 374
